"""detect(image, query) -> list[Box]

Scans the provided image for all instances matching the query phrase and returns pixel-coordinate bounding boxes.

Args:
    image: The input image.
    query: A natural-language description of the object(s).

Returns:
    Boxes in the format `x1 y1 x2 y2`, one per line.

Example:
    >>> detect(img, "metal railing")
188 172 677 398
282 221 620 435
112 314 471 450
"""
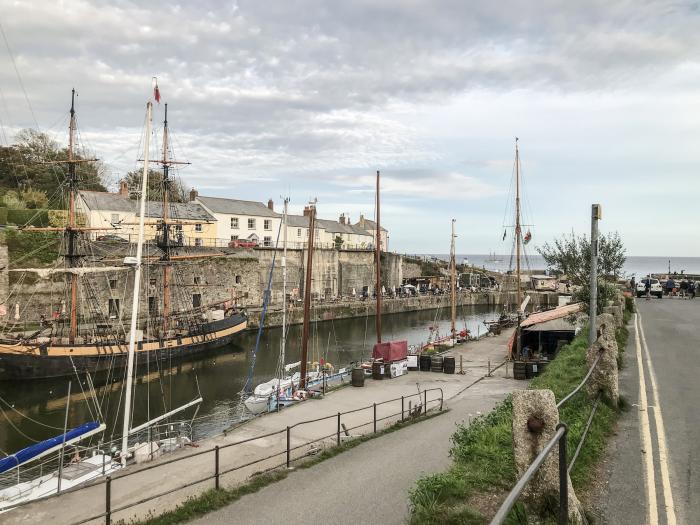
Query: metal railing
490 347 605 525
4 388 443 525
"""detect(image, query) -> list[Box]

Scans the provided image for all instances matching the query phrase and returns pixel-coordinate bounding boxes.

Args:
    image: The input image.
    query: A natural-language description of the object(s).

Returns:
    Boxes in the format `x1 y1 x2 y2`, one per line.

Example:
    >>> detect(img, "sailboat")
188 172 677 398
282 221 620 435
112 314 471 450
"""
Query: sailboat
486 251 503 264
0 94 247 381
485 138 530 335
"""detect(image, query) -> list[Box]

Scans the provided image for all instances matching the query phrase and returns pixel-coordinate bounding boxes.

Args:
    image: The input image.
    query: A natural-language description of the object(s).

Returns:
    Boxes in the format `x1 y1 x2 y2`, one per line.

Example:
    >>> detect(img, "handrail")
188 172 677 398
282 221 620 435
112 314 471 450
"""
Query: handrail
4 387 444 524
490 423 568 525
556 348 603 408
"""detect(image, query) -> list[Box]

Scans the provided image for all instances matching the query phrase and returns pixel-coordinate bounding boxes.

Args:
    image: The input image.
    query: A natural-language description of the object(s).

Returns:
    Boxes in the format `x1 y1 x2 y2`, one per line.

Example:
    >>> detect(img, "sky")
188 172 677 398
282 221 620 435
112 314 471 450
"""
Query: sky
0 0 698 256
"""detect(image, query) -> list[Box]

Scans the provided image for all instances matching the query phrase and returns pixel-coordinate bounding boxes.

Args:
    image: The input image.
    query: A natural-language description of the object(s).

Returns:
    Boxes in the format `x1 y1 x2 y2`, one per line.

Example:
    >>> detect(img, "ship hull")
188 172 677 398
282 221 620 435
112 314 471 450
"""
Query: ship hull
0 314 247 380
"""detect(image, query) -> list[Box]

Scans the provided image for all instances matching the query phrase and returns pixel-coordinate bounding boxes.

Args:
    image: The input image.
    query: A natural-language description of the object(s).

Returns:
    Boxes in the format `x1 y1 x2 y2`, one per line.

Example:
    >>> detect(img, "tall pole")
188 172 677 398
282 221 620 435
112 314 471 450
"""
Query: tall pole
589 204 601 345
515 139 522 309
450 219 457 339
121 102 152 466
375 170 382 344
278 198 288 410
68 89 78 343
162 104 171 334
56 380 71 493
300 204 315 389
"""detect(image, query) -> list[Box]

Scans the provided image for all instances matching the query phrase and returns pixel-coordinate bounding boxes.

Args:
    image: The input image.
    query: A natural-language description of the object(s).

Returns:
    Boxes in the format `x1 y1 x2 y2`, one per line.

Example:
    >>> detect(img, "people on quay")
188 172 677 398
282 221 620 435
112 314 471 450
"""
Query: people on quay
680 279 688 298
689 280 696 300
665 278 675 297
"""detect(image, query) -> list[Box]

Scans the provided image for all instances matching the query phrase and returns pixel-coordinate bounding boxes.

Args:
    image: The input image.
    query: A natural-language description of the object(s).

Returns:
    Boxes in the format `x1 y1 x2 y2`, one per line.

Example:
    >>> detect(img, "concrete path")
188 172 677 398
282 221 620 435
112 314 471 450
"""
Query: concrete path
4 331 517 525
599 298 699 524
192 378 515 525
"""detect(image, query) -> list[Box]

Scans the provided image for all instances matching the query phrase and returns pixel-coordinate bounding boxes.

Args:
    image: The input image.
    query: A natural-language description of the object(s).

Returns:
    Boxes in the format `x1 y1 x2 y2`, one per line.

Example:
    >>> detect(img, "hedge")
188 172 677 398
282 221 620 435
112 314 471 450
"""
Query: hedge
0 207 7 225
6 208 50 227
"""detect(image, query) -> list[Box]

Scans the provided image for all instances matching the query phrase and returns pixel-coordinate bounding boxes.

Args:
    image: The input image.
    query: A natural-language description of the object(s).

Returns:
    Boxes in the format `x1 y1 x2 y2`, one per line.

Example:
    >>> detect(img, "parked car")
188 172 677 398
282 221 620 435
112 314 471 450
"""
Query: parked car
97 234 128 243
228 239 258 249
637 278 662 298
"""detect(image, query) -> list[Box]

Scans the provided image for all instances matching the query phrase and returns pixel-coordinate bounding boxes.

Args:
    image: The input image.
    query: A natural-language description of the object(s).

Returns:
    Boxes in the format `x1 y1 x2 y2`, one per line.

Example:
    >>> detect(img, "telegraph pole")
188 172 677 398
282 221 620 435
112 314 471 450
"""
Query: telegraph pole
589 204 602 345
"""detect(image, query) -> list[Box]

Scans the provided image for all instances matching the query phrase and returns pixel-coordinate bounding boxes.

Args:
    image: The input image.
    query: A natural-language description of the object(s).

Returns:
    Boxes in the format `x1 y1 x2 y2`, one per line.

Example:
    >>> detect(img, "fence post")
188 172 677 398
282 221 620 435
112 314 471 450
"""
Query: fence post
214 445 220 490
286 426 291 468
105 476 112 525
373 403 377 432
401 396 404 422
424 390 427 414
337 413 341 445
557 423 568 525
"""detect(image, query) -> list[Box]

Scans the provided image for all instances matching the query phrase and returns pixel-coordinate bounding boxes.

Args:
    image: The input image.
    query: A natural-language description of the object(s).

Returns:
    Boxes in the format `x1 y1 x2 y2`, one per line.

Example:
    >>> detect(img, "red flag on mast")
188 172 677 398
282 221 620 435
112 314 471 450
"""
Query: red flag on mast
153 77 161 103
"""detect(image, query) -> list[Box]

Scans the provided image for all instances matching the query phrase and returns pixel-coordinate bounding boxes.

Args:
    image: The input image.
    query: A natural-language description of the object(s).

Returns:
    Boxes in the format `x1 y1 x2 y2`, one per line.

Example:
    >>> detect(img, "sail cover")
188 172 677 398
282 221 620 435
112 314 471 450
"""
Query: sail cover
372 340 408 362
0 421 101 474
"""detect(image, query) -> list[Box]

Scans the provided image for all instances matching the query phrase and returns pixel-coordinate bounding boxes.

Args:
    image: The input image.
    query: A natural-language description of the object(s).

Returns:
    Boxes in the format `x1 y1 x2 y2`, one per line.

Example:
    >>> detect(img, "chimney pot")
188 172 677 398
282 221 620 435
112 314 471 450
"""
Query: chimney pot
189 188 198 202
267 198 274 211
118 180 129 197
339 213 346 225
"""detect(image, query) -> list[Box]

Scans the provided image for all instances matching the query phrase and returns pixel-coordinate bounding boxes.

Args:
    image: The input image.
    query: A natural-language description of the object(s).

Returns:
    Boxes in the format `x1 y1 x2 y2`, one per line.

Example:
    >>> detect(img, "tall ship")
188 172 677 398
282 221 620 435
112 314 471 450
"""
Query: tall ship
0 90 247 380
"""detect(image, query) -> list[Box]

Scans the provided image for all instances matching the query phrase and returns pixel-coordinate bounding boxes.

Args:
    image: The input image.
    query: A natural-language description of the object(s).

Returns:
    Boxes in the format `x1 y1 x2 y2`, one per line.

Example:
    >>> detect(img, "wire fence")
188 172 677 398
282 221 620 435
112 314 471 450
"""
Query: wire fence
490 347 605 525
2 388 444 525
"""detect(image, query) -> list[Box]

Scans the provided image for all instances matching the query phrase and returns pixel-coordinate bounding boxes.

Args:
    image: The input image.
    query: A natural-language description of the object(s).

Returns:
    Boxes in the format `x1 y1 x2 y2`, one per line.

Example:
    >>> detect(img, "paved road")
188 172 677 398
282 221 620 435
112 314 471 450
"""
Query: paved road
600 298 699 524
192 377 516 525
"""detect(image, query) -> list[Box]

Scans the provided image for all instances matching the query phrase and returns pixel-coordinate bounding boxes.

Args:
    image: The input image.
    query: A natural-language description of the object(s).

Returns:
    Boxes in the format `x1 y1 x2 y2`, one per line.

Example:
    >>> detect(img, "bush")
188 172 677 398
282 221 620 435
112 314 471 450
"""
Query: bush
0 207 7 224
7 208 49 227
5 229 60 266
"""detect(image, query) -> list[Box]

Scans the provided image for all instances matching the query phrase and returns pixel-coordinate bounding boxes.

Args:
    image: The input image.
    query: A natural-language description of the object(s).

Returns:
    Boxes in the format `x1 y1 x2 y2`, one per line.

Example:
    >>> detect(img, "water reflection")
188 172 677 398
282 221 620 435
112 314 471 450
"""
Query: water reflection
0 304 496 453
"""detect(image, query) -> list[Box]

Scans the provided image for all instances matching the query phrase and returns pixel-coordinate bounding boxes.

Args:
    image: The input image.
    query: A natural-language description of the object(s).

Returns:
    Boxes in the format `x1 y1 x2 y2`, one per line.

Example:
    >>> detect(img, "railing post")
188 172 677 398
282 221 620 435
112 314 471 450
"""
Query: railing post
424 390 427 414
439 389 443 411
557 423 568 525
373 403 377 432
214 445 220 490
336 413 341 445
401 396 404 422
105 476 112 525
286 426 291 468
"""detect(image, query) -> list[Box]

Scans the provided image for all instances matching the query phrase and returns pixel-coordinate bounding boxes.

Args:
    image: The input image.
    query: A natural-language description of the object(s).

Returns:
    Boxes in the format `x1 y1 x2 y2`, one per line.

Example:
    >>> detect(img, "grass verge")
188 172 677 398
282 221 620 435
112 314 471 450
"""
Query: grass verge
128 410 448 525
409 300 634 524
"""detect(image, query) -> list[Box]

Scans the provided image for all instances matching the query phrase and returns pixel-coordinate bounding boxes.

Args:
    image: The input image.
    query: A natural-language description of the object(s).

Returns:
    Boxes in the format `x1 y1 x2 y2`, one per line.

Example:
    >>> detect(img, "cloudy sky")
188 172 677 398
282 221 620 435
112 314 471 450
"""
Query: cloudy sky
0 0 698 255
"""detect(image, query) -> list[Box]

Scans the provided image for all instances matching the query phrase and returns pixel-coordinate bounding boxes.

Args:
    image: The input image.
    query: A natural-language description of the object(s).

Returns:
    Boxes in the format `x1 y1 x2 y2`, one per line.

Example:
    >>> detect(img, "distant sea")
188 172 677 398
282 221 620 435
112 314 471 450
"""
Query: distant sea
428 254 700 278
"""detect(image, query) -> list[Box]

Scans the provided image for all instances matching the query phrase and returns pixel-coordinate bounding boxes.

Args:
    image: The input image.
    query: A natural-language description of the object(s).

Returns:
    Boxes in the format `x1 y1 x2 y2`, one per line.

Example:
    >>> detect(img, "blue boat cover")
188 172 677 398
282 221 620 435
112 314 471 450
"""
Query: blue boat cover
0 421 100 474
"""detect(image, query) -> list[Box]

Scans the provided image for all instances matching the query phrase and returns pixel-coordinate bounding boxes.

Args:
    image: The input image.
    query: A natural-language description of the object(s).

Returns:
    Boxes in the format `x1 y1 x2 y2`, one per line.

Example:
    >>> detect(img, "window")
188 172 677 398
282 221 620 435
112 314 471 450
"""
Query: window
297 228 301 237
108 298 120 318
176 224 182 232
149 278 157 287
193 276 201 285
264 219 271 230
194 223 202 232
230 235 239 241
192 294 201 308
194 238 202 247
110 213 119 225
148 296 158 316
230 217 239 229
264 236 272 247
248 218 256 229
109 279 117 290
235 275 241 284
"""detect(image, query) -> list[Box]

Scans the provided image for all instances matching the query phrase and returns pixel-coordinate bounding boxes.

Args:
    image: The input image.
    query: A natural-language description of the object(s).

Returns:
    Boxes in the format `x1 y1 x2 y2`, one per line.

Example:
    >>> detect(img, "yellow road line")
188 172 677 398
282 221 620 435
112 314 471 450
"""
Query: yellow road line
635 313 658 524
638 311 677 524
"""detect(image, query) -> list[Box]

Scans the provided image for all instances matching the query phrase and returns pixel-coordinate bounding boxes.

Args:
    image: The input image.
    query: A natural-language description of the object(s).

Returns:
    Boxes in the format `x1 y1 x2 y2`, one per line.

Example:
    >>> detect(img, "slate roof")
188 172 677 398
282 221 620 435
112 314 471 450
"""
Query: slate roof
355 218 387 232
285 214 312 228
80 191 214 221
141 202 215 221
79 191 134 213
196 196 279 218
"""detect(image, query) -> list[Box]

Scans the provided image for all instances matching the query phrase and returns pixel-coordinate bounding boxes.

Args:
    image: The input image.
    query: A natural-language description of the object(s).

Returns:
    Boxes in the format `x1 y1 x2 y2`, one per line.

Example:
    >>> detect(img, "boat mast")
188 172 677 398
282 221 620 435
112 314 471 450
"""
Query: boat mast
67 89 79 343
300 203 316 389
281 198 288 366
515 138 522 308
161 104 171 334
121 101 152 466
375 170 382 344
450 218 456 339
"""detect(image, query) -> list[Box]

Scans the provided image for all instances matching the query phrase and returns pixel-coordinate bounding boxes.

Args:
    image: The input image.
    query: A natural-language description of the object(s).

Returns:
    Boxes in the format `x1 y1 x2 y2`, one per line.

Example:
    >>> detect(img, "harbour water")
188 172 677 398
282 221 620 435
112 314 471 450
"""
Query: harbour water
0 304 497 454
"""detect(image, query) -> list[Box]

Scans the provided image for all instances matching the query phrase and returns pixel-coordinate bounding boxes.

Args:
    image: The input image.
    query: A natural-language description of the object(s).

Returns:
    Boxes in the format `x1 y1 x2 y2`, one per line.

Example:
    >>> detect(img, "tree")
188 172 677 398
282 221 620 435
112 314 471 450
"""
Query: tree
123 169 186 203
0 129 107 199
334 235 344 250
537 231 626 285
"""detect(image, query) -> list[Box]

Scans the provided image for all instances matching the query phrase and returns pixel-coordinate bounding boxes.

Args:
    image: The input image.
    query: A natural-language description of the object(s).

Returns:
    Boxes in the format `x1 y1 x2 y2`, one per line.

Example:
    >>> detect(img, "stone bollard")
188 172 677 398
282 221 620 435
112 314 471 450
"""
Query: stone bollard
512 390 586 523
588 314 619 404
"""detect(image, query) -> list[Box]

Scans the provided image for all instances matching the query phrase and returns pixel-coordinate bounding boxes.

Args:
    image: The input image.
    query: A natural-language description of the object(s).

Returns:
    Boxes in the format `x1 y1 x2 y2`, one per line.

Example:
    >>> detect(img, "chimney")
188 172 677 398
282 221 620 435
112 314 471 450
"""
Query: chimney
358 214 365 227
118 180 129 197
189 188 198 202
339 213 346 225
267 198 274 211
303 205 312 217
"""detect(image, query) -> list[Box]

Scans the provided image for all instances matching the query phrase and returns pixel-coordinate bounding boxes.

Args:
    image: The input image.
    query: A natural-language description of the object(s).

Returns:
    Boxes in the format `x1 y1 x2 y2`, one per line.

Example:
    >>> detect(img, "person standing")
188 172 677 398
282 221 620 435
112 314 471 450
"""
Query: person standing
689 280 696 300
645 277 651 301
666 278 674 297
630 276 636 295
680 279 688 299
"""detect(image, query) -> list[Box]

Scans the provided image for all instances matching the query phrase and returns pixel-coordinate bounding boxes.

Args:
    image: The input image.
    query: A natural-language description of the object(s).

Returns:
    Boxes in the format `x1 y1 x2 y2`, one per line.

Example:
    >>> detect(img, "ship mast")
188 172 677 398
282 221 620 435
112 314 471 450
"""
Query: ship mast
67 89 78 343
161 104 171 333
450 219 457 339
515 138 522 309
300 203 316 390
375 170 382 344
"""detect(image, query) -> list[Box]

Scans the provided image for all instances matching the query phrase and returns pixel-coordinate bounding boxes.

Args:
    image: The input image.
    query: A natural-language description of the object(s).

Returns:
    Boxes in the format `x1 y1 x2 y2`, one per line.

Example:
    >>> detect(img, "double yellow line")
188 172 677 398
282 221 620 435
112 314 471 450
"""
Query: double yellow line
635 312 677 524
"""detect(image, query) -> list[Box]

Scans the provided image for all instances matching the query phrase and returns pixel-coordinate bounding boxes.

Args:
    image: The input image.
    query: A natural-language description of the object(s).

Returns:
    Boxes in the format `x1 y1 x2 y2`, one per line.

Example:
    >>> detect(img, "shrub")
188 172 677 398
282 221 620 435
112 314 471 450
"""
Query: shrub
6 208 49 227
0 207 7 224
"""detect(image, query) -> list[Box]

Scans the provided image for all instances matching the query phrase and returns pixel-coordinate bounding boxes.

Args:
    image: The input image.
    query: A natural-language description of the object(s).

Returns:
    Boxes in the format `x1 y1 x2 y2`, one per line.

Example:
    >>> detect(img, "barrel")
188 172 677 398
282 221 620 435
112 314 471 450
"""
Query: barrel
419 354 432 371
525 362 536 378
372 362 384 380
443 356 456 374
384 362 393 378
538 361 549 375
430 355 444 373
513 361 527 380
351 368 365 387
